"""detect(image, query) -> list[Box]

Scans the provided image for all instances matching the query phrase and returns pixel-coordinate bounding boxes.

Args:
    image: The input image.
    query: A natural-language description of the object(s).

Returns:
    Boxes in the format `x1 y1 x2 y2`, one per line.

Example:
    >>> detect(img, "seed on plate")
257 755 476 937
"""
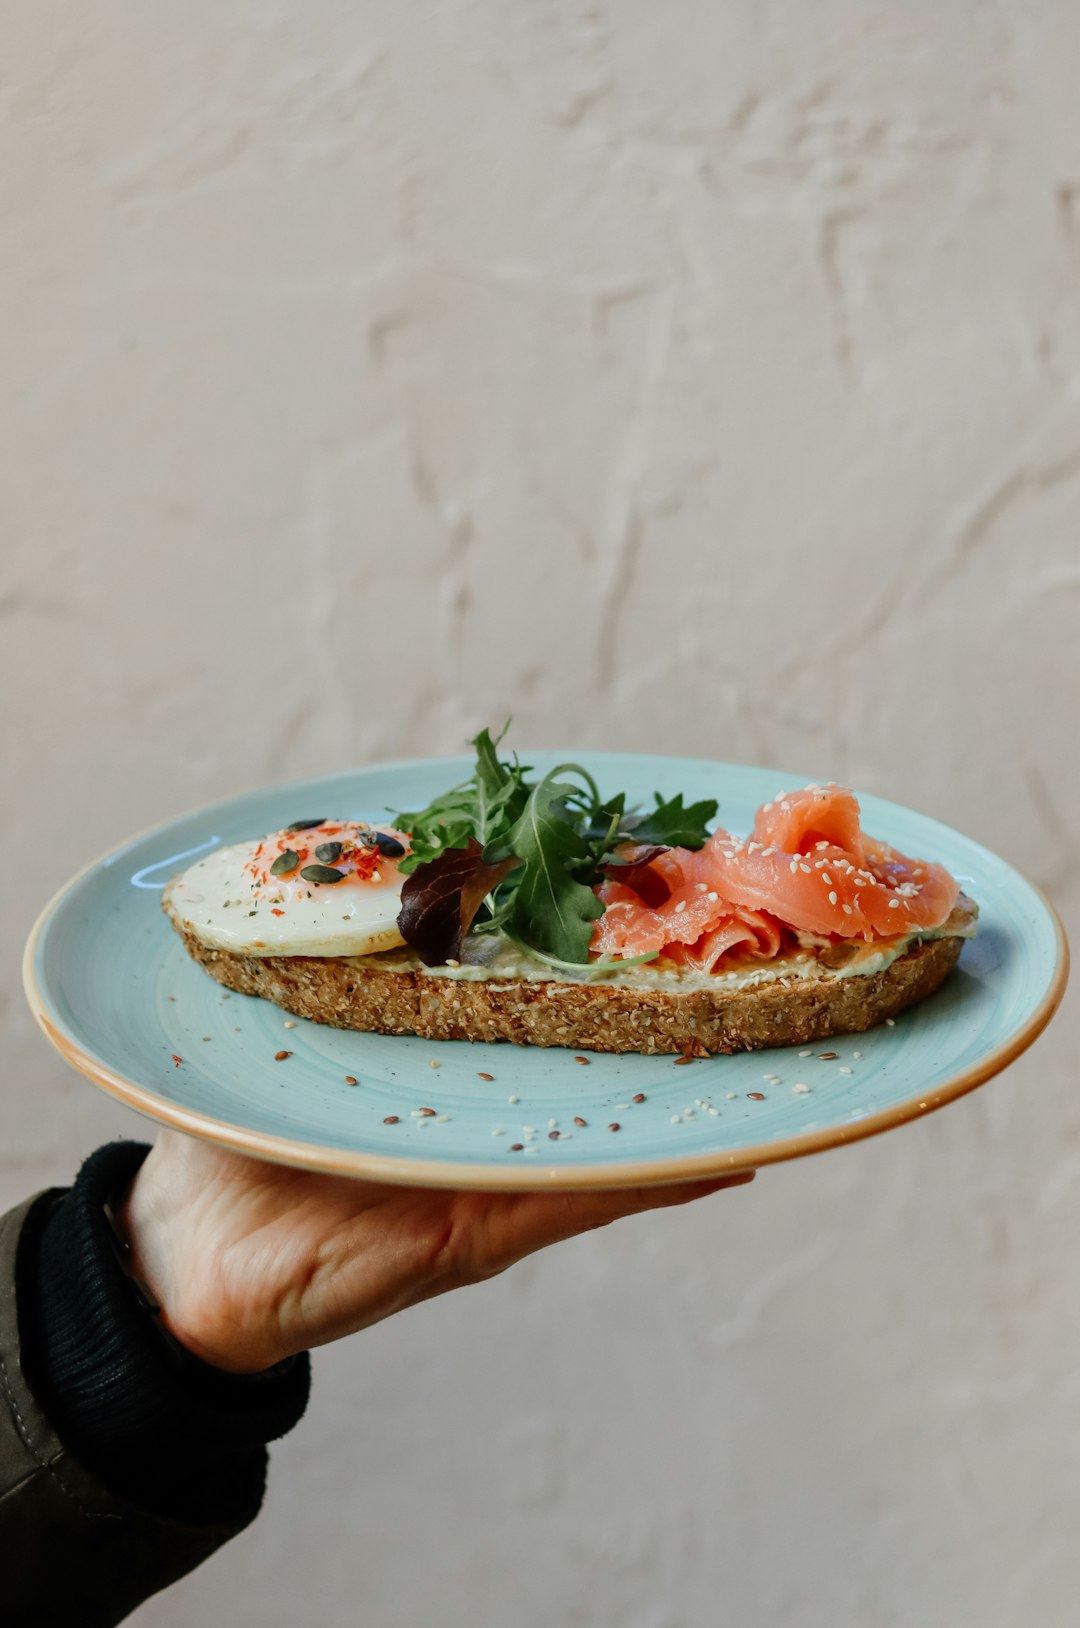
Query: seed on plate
799 1050 812 1058
573 1116 587 1127
418 1107 436 1116
274 1050 292 1061
283 1020 297 1029
574 1056 591 1065
478 1072 495 1081
492 1128 504 1136
726 1091 737 1100
707 1106 720 1116
839 1066 853 1075
852 1051 863 1060
819 1051 838 1060
344 1076 358 1086
632 1093 646 1104
671 1115 682 1124
523 1125 536 1135
508 1094 520 1104
435 1115 451 1123
383 1115 400 1124
748 1091 766 1101
792 1083 810 1094
428 1059 440 1069
616 1103 630 1110
548 1130 561 1140
510 1143 524 1152
674 1056 693 1066
608 1122 621 1132
548 1118 558 1128
885 1018 896 1026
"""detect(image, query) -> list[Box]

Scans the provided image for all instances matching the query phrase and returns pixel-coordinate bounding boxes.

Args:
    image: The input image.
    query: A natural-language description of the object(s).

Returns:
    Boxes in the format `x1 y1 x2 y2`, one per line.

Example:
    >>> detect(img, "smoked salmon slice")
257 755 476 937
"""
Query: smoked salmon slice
591 783 959 964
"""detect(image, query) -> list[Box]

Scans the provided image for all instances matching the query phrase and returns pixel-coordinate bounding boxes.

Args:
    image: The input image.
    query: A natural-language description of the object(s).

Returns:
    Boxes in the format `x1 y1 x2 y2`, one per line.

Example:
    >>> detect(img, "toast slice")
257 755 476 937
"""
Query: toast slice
166 898 967 1055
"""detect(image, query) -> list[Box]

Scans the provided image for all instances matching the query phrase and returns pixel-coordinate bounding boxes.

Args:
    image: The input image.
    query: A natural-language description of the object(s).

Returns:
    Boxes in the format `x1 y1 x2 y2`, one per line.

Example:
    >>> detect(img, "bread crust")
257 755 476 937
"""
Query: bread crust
165 901 963 1055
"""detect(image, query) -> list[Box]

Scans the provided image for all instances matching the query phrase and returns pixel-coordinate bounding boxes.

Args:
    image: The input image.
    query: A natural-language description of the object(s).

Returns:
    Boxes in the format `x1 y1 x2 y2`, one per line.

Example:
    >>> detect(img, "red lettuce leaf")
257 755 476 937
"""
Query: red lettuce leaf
396 839 520 967
599 845 671 908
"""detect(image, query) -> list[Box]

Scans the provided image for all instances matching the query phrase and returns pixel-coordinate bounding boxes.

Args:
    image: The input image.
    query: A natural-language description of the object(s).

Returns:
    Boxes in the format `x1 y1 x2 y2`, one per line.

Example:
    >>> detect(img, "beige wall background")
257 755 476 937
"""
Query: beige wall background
3 3 1080 1623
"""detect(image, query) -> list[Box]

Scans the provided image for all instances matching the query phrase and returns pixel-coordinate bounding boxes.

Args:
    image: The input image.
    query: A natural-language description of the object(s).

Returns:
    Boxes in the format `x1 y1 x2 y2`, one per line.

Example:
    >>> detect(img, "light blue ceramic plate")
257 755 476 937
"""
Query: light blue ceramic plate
24 754 1068 1191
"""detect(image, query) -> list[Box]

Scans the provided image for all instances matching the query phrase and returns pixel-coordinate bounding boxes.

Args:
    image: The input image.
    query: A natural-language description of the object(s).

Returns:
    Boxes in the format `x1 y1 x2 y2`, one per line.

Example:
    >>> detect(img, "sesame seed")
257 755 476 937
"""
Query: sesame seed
274 1050 292 1061
616 1103 630 1110
828 891 838 906
888 899 901 909
792 1083 810 1094
762 847 775 857
548 1118 558 1128
799 1050 813 1057
671 1115 682 1124
726 1091 737 1100
492 1128 504 1136
674 900 687 913
523 1146 539 1155
819 1052 838 1060
574 1056 591 1065
418 1107 436 1116
822 872 833 885
283 1020 297 1029
800 863 812 874
574 1116 587 1127
344 1076 358 1085
707 1106 720 1116
428 1059 440 1069
886 1017 896 1026
707 891 718 902
748 1092 766 1101
383 1115 400 1124
445 958 460 968
853 1051 862 1059
789 860 799 874
478 1072 495 1081
508 1094 520 1104
435 1115 451 1123
696 881 708 892
523 1125 536 1135
839 1066 854 1075
842 904 853 915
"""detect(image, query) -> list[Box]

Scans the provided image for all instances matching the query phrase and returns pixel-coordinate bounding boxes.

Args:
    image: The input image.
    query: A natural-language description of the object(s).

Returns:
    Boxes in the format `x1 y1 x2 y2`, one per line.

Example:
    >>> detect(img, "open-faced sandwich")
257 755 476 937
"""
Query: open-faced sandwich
164 731 976 1055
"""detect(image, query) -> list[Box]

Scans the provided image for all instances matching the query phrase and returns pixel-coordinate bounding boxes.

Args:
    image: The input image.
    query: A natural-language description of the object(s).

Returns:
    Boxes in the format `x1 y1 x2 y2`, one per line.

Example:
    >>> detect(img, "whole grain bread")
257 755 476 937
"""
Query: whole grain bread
166 900 963 1055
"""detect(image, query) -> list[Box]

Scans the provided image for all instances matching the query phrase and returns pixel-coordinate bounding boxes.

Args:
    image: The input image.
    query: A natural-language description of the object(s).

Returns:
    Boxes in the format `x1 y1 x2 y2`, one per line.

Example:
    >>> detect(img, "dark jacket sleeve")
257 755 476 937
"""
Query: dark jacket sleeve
0 1144 311 1627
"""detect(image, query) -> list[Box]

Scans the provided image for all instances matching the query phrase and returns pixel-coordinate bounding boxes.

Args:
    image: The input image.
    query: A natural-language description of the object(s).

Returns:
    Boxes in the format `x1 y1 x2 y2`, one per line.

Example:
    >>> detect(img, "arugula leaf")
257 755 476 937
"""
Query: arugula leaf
392 728 720 965
505 772 604 963
625 792 717 849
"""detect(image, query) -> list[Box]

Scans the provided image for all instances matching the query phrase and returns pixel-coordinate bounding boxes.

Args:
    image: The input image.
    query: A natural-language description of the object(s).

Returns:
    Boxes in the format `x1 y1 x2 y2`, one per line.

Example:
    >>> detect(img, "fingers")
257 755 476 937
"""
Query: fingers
479 1169 756 1269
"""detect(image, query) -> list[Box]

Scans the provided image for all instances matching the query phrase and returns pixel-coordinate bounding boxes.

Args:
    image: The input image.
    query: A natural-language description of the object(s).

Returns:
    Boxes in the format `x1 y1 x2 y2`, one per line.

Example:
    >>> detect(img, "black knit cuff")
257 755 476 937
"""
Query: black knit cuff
19 1141 311 1526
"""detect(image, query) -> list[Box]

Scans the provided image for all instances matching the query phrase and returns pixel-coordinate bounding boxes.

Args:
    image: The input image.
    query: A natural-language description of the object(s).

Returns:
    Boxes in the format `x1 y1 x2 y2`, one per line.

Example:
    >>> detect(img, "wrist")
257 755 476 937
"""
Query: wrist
120 1145 287 1375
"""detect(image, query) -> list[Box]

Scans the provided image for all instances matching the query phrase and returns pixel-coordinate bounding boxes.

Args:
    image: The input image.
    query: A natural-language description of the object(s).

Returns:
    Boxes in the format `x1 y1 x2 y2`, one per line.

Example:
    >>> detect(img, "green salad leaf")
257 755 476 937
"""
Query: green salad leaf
392 728 717 965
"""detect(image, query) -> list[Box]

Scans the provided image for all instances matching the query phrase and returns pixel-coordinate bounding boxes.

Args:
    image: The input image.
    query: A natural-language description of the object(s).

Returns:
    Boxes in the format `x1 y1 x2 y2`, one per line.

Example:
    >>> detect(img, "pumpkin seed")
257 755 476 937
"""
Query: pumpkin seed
315 841 342 864
300 864 346 885
270 849 299 876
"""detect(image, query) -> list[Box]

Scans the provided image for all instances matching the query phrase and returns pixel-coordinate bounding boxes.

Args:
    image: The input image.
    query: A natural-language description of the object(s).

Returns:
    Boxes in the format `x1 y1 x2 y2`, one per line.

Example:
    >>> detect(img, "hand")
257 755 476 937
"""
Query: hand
121 1130 754 1374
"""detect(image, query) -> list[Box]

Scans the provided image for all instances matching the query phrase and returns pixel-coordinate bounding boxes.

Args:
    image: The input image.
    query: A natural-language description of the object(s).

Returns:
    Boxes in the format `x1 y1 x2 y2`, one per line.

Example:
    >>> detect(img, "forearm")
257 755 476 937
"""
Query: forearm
0 1144 310 1626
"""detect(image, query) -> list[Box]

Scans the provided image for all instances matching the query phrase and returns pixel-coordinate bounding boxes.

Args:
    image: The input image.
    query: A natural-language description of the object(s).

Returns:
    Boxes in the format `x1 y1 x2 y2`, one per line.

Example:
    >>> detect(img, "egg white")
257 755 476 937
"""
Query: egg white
164 837 407 957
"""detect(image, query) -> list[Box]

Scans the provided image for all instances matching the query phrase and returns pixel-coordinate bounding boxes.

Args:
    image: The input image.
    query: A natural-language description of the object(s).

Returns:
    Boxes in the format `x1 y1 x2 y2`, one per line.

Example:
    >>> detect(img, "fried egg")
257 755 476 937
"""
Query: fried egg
164 821 410 957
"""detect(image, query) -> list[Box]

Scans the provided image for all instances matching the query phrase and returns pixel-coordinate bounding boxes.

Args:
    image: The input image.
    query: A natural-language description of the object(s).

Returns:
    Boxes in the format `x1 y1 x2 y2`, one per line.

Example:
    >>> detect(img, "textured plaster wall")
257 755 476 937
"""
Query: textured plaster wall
3 4 1079 1624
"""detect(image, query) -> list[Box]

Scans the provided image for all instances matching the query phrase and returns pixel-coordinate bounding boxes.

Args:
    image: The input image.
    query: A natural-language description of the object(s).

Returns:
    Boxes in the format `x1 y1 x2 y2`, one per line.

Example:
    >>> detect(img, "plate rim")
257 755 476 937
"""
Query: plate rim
21 755 1072 1192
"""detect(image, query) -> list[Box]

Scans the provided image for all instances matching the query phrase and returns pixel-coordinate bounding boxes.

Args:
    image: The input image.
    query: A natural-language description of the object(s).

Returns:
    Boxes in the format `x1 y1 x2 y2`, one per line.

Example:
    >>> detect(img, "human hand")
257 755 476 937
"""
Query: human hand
121 1130 754 1373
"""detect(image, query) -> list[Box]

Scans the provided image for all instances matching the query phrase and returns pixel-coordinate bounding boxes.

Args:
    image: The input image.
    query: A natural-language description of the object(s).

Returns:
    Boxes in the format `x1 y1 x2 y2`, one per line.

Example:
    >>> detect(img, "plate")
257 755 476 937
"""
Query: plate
23 754 1069 1190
